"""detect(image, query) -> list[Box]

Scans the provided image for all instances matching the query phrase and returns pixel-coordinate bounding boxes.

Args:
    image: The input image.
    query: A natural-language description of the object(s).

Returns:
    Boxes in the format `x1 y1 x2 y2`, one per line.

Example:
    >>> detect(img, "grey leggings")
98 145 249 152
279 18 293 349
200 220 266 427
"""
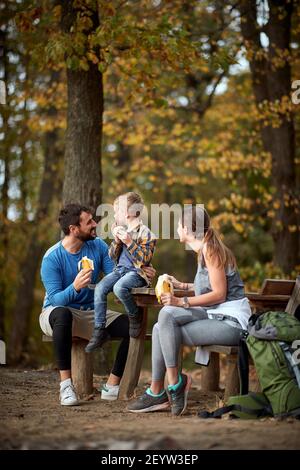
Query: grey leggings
152 305 242 381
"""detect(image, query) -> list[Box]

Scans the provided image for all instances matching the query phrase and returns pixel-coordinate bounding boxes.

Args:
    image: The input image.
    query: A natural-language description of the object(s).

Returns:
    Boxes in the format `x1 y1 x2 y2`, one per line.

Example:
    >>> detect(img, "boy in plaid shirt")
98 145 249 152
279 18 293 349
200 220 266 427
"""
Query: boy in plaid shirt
86 192 156 351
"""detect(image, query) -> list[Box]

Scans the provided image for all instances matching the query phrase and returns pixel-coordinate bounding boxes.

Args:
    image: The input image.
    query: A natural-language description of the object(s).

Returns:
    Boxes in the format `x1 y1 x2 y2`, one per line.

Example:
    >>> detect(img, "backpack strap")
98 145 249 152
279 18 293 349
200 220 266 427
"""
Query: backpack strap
277 408 300 420
198 403 271 419
238 333 250 395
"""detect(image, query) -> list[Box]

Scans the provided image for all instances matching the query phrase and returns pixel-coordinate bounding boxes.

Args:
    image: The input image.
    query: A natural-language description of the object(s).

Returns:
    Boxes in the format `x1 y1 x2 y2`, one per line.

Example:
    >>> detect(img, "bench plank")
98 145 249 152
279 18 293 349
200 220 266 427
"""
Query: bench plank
42 334 152 343
204 345 238 355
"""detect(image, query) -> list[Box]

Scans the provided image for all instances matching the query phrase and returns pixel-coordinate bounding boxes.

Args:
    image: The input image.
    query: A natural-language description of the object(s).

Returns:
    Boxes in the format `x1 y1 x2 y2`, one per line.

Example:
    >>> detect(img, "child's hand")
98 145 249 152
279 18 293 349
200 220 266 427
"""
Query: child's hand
111 223 122 243
142 265 156 281
117 228 132 246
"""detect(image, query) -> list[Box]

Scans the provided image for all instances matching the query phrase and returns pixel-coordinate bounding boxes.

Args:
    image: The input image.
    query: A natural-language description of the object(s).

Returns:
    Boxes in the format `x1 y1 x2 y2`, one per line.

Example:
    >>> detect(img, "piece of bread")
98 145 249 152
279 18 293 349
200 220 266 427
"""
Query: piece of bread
155 274 174 303
81 256 94 270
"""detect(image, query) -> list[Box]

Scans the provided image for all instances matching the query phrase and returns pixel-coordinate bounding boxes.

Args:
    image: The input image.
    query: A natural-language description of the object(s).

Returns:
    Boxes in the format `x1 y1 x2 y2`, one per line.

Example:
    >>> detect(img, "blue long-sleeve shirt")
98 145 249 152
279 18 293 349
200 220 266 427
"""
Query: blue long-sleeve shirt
41 238 114 310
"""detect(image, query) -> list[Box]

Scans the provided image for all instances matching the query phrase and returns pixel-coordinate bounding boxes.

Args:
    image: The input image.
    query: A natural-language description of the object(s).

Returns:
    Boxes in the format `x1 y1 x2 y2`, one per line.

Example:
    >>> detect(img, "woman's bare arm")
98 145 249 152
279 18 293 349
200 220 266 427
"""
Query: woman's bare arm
185 251 226 307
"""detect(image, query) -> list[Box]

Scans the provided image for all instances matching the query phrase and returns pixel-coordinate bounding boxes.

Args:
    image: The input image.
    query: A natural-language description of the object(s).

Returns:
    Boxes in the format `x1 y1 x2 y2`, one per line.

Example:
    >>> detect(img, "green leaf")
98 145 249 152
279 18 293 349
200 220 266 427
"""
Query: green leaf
98 62 107 73
154 98 168 108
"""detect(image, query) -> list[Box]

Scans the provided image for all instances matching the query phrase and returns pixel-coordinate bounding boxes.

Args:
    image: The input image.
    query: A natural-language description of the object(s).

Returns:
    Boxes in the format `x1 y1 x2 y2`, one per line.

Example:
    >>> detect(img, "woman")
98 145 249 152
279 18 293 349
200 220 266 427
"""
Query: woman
128 205 251 416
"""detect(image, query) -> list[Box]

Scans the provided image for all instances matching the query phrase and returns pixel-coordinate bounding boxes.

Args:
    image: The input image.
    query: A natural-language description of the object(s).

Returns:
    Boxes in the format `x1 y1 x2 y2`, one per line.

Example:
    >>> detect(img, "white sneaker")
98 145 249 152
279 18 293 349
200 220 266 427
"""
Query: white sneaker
60 379 79 406
101 383 119 401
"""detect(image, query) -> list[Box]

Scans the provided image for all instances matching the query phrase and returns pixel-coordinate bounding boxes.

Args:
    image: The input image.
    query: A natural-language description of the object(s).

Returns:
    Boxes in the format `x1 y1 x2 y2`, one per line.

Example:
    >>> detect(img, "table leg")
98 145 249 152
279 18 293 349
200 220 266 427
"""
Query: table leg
119 306 148 400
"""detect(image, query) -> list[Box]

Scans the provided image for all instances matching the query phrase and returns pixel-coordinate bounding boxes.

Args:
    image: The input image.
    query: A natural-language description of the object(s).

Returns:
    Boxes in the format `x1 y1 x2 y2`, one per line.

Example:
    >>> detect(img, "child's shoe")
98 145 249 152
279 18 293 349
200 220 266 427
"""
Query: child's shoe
85 327 110 352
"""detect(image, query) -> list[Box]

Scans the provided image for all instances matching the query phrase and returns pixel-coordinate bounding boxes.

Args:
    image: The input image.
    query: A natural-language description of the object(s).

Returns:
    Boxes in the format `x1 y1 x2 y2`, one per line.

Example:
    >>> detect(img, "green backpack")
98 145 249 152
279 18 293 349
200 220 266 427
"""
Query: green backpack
199 311 300 420
245 311 300 416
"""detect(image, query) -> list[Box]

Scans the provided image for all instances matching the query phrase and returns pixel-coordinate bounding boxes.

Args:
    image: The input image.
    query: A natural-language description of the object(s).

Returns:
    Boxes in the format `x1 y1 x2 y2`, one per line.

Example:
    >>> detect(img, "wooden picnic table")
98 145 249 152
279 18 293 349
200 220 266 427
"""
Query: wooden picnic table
118 284 292 400
131 287 290 310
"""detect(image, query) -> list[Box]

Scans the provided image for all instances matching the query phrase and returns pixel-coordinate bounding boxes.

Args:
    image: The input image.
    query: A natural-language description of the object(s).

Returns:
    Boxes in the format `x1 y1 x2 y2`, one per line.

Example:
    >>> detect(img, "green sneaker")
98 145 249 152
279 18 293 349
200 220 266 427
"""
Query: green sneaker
168 373 192 416
127 389 170 413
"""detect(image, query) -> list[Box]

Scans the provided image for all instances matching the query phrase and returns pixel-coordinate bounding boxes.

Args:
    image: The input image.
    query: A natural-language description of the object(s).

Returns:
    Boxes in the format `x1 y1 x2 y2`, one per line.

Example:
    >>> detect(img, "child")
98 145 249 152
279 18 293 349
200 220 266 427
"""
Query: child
85 192 156 352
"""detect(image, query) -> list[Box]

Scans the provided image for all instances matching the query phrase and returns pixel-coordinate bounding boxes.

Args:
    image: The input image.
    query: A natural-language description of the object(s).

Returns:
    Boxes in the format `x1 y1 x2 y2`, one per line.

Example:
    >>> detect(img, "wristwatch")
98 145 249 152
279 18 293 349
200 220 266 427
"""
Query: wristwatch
182 296 190 309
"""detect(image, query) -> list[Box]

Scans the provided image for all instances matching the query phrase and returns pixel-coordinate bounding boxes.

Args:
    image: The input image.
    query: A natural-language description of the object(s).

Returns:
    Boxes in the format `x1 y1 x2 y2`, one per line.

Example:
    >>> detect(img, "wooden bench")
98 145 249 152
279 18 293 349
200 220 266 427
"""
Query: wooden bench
42 330 152 398
201 277 299 399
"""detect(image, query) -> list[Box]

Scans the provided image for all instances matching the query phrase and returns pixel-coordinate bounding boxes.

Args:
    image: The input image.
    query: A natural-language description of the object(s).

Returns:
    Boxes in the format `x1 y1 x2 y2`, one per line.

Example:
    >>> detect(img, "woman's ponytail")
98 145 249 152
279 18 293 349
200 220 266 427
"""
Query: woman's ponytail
202 226 237 270
182 205 237 270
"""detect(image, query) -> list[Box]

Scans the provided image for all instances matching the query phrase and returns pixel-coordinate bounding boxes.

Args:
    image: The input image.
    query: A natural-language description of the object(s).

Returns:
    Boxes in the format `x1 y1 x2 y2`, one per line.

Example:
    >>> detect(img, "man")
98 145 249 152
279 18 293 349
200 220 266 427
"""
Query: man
40 203 155 406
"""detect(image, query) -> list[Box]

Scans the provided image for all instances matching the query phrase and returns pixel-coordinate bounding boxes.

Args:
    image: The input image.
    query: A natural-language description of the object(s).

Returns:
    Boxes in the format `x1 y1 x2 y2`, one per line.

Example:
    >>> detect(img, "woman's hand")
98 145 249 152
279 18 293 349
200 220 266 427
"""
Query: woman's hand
160 292 182 307
165 275 184 289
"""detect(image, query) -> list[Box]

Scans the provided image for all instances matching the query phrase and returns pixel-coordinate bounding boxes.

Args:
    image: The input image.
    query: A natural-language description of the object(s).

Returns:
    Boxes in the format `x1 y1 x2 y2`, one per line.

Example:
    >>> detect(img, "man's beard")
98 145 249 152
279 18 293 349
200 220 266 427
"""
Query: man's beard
76 229 97 242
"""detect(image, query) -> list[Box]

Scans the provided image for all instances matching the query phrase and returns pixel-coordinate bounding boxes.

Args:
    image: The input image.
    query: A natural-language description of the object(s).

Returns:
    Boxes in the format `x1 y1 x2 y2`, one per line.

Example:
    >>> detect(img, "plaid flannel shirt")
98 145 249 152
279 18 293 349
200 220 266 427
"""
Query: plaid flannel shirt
109 221 156 285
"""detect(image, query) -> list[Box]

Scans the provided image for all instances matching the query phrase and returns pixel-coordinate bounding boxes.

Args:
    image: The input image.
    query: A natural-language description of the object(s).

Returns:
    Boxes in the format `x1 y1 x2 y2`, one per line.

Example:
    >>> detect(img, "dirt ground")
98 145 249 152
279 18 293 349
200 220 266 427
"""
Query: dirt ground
1 367 300 450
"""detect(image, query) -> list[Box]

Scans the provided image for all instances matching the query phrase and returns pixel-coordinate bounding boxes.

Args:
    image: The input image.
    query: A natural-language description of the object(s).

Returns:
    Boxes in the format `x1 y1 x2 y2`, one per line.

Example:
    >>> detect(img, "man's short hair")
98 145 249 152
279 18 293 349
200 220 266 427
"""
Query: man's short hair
58 203 92 235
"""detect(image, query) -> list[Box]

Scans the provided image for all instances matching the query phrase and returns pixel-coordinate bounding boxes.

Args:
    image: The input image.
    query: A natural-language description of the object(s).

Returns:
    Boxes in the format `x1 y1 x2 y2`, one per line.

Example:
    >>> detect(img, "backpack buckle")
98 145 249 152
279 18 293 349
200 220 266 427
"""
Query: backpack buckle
214 314 225 321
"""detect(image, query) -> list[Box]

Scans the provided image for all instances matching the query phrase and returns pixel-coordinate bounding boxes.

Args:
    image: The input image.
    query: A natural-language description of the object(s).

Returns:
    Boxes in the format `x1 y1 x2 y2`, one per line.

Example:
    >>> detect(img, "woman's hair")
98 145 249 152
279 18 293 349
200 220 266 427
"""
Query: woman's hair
115 192 144 217
181 205 237 269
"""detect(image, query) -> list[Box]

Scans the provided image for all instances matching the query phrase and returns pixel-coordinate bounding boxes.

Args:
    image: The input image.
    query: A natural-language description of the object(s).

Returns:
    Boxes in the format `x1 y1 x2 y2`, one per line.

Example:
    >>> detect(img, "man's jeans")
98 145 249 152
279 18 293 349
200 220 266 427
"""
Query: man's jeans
94 267 147 328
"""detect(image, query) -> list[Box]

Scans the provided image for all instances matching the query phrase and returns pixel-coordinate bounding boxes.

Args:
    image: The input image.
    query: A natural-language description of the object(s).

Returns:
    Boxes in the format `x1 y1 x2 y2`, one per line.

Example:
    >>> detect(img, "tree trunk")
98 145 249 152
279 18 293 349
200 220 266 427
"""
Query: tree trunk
63 65 103 208
239 0 299 273
19 54 30 223
60 0 103 208
60 1 110 371
8 73 63 363
0 28 9 341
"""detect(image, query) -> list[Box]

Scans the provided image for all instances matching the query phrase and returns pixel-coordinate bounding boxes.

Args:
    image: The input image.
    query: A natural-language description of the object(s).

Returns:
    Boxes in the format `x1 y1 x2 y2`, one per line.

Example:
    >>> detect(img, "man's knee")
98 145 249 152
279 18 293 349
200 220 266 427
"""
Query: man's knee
59 307 72 325
50 307 73 327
